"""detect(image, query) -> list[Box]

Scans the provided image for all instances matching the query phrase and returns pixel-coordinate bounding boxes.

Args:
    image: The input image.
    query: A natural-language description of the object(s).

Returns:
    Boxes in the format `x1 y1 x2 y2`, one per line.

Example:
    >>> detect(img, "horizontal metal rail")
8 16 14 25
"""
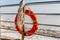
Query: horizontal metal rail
26 1 60 6
35 13 60 15
0 4 19 7
0 20 14 23
0 20 60 27
0 1 60 7
1 13 60 15
0 35 20 39
26 23 60 27
0 39 20 40
0 13 17 15
1 23 59 33
1 25 60 33
0 26 60 38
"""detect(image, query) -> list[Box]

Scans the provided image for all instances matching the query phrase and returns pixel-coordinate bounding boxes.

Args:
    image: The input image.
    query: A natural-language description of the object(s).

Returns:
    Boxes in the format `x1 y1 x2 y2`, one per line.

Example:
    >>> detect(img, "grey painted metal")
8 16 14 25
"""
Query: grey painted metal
0 13 17 15
1 13 60 15
0 1 60 7
0 27 60 38
26 1 60 6
0 20 60 27
0 4 19 7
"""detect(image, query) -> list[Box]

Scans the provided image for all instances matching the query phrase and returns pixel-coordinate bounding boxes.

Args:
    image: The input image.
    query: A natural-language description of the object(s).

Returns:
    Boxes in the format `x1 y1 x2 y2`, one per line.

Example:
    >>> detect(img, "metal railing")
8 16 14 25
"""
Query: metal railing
0 1 60 7
0 20 60 27
0 19 60 38
0 25 60 38
0 1 60 39
1 13 60 15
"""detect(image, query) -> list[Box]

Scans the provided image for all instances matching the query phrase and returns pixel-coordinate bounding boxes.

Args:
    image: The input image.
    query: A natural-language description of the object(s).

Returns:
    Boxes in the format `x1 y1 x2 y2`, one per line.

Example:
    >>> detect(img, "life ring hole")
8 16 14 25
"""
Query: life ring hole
24 15 33 32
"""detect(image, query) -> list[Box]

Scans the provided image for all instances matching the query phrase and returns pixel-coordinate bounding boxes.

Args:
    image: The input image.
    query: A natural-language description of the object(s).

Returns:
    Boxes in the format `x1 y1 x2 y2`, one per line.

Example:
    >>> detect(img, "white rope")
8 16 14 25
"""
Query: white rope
17 0 25 27
17 0 25 40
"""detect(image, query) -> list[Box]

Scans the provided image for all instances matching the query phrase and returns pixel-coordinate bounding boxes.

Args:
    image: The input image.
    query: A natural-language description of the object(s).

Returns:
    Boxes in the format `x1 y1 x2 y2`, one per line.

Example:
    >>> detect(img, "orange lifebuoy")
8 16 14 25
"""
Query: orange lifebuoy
15 10 38 36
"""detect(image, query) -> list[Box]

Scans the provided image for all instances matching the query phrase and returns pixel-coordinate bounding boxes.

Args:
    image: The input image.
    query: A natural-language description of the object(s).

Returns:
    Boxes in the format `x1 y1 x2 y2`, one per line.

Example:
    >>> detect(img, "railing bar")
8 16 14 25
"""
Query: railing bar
36 13 60 15
0 1 60 7
0 20 60 27
0 25 59 32
1 13 60 15
1 25 60 33
0 27 60 38
0 39 20 40
0 20 14 23
26 23 60 27
0 13 17 15
0 28 16 31
26 1 60 6
38 34 60 38
0 4 19 7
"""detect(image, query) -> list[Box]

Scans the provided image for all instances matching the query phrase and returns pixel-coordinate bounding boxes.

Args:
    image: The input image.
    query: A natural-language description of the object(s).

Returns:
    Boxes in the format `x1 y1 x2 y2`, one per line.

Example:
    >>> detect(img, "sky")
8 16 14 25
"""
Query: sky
0 0 59 5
